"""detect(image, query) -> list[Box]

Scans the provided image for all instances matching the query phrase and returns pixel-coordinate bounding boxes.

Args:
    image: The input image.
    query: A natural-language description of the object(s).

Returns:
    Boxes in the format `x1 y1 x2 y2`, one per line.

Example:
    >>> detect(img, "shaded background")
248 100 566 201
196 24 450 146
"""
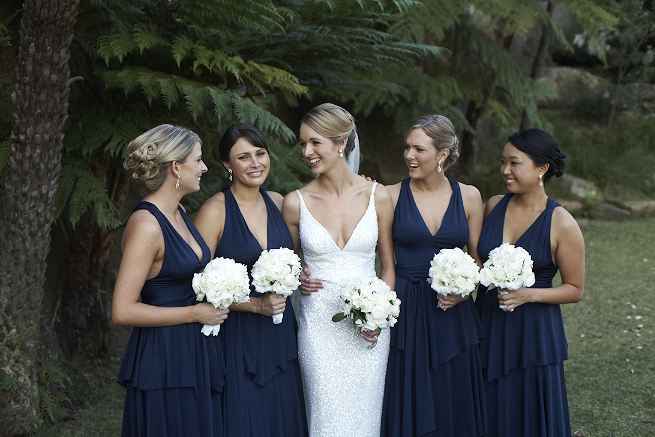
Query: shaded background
0 1 653 435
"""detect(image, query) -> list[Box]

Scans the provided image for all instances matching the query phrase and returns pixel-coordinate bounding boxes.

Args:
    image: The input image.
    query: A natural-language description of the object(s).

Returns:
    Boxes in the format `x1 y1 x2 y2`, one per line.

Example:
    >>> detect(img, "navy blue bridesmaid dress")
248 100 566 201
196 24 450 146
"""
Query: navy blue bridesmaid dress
216 188 308 437
476 194 570 437
382 178 486 437
119 201 225 437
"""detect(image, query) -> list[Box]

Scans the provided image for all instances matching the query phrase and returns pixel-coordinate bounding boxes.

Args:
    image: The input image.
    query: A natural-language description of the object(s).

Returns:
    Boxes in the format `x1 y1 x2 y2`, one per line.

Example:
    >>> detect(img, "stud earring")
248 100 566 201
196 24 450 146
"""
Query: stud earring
175 175 181 190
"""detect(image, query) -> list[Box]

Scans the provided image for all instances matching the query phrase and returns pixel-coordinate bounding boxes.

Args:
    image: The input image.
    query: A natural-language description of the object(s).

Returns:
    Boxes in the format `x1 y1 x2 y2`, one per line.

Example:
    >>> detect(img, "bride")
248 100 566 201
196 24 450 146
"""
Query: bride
283 103 395 436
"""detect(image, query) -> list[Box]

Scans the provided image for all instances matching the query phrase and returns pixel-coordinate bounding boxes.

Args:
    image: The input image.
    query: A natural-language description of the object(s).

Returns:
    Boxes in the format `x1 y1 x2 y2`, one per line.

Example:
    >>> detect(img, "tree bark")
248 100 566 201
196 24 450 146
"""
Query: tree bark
0 0 79 433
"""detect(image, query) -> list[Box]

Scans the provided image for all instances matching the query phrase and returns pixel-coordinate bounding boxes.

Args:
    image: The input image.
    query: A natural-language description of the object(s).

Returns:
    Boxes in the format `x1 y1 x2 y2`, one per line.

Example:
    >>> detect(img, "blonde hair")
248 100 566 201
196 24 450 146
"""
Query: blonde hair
124 124 200 192
408 114 460 170
301 103 357 155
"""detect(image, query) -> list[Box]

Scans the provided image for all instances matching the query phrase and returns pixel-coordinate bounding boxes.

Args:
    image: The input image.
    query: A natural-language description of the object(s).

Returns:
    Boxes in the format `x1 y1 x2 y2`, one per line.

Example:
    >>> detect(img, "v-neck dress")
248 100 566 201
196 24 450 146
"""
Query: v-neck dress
118 201 225 437
476 194 571 437
216 188 308 437
382 178 486 437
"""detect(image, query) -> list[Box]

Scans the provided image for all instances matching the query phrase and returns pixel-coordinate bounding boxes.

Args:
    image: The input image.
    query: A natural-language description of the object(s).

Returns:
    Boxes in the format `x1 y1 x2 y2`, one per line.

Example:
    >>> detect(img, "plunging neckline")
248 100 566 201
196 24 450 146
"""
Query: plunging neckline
299 187 375 252
407 178 455 238
229 189 270 251
144 201 205 263
501 195 549 245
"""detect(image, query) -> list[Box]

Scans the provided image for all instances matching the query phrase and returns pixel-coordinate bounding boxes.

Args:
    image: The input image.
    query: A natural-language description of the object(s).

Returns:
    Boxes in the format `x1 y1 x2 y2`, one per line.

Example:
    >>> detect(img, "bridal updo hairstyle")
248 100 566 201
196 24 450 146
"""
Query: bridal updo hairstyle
508 128 566 182
301 103 358 157
124 124 201 192
409 114 460 171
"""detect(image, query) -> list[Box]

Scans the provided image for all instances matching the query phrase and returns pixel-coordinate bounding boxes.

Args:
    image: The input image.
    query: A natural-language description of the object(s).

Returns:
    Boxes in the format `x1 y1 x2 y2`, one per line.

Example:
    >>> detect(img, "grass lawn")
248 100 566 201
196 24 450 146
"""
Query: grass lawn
38 218 655 436
565 218 655 437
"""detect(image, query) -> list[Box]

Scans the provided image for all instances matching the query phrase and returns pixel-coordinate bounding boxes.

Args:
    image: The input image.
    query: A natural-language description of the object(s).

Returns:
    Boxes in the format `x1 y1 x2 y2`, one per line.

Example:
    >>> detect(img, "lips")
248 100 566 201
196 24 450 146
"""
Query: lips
247 170 264 177
307 158 321 168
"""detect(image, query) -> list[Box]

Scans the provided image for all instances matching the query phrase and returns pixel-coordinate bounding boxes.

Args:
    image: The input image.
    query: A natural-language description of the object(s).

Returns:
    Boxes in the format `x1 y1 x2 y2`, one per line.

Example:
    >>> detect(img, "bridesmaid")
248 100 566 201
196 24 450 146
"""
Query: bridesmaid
194 124 308 437
381 115 486 437
476 128 585 437
113 124 229 437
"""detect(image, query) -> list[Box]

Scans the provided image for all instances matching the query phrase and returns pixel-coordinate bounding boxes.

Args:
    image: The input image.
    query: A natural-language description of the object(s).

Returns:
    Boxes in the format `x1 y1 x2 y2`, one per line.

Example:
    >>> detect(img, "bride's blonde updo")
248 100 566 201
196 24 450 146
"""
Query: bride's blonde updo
301 103 357 156
124 124 200 192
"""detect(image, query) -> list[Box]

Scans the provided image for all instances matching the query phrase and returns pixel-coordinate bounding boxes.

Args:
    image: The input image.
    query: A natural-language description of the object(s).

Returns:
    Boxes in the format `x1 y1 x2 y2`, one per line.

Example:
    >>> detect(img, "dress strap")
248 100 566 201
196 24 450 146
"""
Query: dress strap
368 182 377 205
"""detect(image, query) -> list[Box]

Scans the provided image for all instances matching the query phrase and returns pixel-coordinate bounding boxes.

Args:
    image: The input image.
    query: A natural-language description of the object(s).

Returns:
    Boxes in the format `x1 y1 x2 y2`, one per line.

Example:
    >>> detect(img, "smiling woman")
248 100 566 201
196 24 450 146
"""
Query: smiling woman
112 124 229 437
476 128 585 437
193 124 308 437
282 103 396 437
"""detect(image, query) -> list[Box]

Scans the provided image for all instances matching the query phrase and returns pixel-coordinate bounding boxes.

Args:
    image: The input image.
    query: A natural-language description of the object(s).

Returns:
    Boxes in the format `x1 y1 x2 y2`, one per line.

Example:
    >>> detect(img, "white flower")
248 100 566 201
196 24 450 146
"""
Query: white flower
191 257 251 335
333 278 401 334
428 247 480 297
479 243 535 291
251 247 301 297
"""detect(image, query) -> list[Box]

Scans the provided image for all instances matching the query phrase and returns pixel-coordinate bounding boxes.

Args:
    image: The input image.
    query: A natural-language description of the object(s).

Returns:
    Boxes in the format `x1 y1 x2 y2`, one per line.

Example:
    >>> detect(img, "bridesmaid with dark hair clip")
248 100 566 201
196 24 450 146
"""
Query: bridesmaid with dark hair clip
476 128 585 437
194 124 308 437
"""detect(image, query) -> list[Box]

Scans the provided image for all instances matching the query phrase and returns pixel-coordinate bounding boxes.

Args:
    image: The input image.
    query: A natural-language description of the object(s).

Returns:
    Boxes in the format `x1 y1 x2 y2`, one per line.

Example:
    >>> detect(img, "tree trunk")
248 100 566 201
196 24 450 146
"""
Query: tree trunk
0 0 79 433
520 0 554 130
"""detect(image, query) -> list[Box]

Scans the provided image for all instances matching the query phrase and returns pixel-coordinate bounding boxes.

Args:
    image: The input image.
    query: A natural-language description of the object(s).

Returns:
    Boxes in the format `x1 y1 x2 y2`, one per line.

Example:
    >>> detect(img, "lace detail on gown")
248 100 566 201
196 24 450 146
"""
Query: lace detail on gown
296 183 390 437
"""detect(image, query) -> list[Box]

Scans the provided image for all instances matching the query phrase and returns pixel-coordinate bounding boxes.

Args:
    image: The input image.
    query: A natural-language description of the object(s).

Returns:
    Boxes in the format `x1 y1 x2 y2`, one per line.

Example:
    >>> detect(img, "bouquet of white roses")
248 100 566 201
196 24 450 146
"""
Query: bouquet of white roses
332 278 401 339
428 247 480 298
479 243 535 299
192 257 251 336
251 247 302 324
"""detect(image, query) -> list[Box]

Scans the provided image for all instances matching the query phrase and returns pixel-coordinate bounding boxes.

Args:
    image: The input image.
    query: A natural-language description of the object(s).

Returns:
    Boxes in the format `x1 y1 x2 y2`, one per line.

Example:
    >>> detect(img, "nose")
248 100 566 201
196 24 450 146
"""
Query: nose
500 162 511 175
302 143 313 158
201 161 208 173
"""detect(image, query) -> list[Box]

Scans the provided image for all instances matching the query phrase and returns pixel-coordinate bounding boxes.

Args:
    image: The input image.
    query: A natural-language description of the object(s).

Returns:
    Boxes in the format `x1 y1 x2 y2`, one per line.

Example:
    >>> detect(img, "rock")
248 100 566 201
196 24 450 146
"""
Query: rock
551 174 603 204
621 200 655 216
537 67 610 109
612 82 655 113
588 202 631 221
557 199 585 215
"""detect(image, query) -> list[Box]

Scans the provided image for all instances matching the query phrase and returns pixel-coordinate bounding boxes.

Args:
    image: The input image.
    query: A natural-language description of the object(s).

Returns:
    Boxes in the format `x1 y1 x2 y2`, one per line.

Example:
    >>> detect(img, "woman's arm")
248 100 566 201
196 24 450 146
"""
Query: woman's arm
375 185 396 289
498 207 585 310
112 211 227 327
463 183 484 264
194 193 226 257
438 183 484 310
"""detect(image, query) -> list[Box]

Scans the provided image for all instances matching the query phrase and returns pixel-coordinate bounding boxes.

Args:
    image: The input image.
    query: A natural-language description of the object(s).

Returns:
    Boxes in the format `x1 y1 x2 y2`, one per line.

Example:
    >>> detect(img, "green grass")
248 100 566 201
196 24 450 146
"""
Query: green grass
565 218 655 437
38 219 655 436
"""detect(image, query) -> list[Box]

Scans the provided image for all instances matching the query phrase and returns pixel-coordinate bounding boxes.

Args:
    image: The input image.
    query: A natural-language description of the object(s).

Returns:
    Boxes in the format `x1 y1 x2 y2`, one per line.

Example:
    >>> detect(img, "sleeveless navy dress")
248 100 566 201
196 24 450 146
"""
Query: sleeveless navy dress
119 201 225 437
476 194 570 437
382 178 486 437
216 188 308 437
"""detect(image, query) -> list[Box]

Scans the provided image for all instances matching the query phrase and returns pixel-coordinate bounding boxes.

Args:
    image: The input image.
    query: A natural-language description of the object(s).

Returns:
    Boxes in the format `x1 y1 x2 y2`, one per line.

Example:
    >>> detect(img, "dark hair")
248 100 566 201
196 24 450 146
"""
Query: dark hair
217 124 269 162
508 128 566 181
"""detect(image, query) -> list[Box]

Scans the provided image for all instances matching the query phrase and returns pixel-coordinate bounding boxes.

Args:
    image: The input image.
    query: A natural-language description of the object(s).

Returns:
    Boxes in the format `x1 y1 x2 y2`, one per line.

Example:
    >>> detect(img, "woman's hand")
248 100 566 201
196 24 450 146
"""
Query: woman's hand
437 294 467 311
193 303 230 325
360 328 381 345
255 293 287 316
300 266 323 294
497 288 533 312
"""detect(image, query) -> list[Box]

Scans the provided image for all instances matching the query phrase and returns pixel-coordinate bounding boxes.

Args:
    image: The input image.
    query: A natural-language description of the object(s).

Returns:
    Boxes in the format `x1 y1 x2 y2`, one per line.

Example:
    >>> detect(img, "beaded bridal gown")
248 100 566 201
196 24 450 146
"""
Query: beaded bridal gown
295 183 390 437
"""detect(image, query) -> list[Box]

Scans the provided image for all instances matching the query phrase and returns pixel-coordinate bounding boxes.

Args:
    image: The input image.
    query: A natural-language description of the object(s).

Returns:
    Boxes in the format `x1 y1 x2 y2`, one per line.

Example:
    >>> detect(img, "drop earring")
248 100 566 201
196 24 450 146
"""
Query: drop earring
539 174 543 187
338 149 344 158
175 175 181 190
437 161 443 173
227 168 233 182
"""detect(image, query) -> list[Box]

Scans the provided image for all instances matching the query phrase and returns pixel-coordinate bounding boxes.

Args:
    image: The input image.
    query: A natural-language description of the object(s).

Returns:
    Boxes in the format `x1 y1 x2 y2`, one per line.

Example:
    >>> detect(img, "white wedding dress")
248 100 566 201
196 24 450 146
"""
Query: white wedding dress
295 183 390 437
